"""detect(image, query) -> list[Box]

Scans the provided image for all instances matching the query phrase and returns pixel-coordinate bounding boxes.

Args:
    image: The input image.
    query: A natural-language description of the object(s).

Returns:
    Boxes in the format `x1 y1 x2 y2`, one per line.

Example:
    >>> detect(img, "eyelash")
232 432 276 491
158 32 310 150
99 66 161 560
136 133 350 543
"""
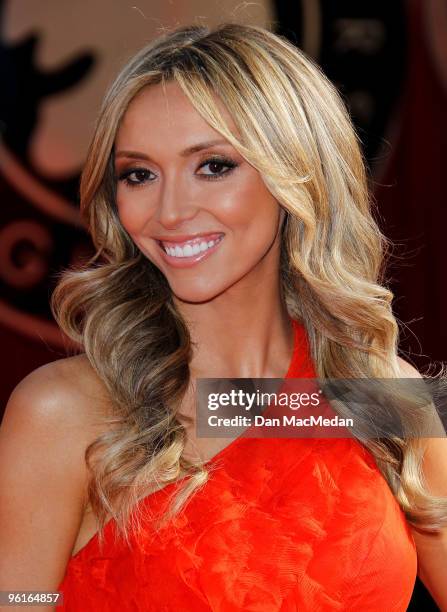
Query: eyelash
116 156 238 188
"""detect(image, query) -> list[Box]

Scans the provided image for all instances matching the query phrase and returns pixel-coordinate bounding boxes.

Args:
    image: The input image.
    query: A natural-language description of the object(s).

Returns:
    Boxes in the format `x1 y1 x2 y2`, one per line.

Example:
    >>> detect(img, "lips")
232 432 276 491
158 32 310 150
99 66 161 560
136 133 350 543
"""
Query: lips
156 232 225 267
156 232 224 249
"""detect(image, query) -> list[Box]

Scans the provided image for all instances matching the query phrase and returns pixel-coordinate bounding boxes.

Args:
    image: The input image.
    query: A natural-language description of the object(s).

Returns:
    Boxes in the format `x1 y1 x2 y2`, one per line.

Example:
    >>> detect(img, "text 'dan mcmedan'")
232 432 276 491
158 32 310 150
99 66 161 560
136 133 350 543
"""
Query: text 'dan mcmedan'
207 415 354 428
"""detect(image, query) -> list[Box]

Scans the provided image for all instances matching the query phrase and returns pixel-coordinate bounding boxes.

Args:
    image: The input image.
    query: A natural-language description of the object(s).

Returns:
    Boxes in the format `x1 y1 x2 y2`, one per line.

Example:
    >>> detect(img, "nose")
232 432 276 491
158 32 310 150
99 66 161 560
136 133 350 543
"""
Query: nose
156 177 199 230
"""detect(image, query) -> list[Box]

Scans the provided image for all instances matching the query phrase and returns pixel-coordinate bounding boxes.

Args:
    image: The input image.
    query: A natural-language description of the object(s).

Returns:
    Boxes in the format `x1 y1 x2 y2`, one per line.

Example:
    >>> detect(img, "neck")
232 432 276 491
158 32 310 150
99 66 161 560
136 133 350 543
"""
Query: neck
173 277 294 380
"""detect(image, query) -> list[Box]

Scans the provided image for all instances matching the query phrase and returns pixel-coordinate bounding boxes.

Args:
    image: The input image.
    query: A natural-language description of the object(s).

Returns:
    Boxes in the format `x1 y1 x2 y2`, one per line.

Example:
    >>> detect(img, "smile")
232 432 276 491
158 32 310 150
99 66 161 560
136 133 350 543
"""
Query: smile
156 233 225 267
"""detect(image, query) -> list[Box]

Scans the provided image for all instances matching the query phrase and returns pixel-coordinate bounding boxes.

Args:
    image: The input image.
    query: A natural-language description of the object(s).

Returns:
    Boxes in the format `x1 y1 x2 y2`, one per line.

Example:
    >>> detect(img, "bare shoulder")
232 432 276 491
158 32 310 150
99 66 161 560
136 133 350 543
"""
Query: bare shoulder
0 354 114 593
1 353 114 474
7 353 113 423
396 358 447 608
396 355 423 378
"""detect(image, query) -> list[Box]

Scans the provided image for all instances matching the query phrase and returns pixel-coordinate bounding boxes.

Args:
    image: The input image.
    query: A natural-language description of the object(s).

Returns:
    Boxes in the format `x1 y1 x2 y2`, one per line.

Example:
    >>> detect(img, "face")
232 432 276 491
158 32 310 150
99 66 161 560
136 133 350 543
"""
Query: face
114 80 285 304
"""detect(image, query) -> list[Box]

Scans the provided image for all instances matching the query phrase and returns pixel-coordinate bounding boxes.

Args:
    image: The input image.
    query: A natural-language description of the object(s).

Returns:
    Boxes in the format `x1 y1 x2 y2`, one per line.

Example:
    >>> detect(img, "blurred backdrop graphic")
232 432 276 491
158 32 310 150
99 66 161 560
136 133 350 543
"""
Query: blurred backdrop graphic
0 1 446 607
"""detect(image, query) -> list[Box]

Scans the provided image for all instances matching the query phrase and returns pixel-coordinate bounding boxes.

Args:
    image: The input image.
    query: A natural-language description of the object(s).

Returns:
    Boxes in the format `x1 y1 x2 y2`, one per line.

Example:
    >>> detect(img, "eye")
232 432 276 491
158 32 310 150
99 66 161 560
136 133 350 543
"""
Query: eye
116 155 238 188
117 167 153 187
197 156 238 180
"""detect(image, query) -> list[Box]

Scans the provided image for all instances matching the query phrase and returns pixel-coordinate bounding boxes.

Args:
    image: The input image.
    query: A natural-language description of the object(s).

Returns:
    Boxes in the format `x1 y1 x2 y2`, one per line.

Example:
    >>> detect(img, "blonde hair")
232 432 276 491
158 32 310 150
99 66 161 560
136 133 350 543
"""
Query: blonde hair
51 22 447 548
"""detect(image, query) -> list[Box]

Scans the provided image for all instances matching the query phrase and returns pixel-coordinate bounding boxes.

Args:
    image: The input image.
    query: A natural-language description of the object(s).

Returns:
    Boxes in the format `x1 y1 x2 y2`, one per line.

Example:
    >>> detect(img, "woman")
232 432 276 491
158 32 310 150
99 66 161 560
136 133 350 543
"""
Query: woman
1 22 446 611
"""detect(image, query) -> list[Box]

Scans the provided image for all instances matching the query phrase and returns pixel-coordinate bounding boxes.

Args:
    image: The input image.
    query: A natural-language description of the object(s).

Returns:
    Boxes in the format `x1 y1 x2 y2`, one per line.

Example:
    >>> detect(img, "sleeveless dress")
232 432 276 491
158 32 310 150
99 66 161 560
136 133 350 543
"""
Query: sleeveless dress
57 319 417 611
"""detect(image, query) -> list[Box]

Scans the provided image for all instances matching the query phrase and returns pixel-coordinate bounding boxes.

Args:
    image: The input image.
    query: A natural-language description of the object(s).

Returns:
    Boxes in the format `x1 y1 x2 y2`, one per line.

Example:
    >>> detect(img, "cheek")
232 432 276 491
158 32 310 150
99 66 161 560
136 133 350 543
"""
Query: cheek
216 180 280 237
218 176 279 231
116 192 149 236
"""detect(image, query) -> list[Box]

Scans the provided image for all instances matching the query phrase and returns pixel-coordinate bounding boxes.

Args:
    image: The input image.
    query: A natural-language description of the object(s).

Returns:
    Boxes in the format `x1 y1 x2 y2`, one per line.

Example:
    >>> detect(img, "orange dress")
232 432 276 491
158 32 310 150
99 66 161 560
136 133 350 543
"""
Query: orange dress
57 319 417 611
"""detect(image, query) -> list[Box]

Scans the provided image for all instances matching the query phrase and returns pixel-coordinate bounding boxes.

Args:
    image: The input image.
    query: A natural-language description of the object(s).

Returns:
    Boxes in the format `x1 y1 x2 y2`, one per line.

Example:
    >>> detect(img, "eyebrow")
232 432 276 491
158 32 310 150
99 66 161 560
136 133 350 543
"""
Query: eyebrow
115 139 231 161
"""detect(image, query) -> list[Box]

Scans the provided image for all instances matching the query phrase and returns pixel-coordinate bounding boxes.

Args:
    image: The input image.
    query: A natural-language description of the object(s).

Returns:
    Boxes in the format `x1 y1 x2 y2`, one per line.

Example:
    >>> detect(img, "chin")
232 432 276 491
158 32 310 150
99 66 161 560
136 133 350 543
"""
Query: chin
168 279 230 305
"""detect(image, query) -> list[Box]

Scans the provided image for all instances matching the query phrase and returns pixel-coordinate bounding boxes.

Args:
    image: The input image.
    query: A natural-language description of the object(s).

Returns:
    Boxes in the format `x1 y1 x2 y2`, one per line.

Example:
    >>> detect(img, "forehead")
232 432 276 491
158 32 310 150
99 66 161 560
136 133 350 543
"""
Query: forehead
115 80 237 147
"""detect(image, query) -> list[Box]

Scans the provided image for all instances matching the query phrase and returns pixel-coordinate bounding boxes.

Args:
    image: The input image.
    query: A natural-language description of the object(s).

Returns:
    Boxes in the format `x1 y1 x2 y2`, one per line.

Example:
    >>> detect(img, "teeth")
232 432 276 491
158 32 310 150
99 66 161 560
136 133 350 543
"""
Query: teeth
162 236 222 258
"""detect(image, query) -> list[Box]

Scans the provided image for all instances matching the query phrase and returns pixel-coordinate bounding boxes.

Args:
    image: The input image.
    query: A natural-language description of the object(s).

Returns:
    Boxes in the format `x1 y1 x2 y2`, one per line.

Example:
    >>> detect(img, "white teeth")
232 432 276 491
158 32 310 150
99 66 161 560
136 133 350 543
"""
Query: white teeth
162 236 223 258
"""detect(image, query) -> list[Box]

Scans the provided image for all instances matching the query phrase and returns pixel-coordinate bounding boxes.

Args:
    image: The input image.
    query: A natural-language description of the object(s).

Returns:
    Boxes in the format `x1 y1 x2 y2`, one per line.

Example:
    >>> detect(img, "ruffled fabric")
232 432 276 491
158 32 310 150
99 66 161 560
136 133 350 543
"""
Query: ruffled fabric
57 320 417 610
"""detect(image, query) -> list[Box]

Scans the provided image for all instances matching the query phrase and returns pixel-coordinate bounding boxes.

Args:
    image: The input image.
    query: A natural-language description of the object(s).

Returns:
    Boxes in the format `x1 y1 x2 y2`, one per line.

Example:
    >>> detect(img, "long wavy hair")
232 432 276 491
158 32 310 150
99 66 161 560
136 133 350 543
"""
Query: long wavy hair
51 22 447 547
